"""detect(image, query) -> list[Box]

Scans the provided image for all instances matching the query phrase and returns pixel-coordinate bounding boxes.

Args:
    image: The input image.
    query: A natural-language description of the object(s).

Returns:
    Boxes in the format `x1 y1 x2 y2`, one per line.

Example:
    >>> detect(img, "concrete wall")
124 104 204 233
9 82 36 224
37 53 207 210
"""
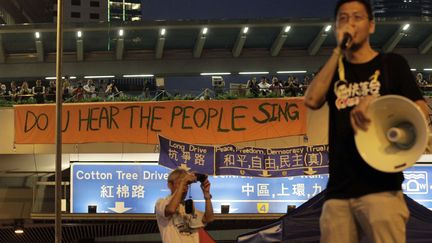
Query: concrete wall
0 188 33 219
0 49 430 79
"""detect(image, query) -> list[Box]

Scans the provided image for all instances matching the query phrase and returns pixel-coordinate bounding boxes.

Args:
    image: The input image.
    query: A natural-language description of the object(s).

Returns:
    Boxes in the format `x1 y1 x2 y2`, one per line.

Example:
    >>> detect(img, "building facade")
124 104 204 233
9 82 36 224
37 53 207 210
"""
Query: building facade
372 0 432 18
54 0 108 23
109 0 142 22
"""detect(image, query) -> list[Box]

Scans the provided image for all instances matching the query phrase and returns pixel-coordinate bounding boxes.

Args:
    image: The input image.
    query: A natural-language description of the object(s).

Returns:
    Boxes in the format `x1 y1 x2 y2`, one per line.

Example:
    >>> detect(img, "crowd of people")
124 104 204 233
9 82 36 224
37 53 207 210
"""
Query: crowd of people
0 78 124 104
244 71 432 98
415 72 432 86
0 71 430 104
245 75 313 97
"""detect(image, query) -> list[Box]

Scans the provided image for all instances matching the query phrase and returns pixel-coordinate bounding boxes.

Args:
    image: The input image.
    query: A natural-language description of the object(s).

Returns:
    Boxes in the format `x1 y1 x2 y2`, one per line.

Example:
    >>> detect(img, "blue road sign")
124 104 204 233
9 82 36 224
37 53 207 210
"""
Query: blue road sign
402 164 432 209
71 163 171 213
71 163 432 213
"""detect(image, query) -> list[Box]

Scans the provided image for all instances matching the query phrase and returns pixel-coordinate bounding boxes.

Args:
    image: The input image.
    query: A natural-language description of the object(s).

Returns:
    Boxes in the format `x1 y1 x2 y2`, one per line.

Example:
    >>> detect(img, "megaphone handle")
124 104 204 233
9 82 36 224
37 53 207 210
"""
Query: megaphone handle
427 133 432 153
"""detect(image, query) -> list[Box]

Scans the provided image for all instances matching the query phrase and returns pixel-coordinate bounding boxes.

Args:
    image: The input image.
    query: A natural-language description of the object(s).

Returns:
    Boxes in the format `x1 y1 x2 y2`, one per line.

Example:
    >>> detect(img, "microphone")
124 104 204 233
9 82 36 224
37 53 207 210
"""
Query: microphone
340 33 352 50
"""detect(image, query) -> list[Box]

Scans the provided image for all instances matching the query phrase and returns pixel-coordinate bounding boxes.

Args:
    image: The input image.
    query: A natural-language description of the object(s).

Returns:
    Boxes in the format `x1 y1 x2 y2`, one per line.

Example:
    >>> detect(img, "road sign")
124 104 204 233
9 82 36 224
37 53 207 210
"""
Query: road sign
70 162 328 213
402 164 432 209
71 162 432 213
71 163 171 213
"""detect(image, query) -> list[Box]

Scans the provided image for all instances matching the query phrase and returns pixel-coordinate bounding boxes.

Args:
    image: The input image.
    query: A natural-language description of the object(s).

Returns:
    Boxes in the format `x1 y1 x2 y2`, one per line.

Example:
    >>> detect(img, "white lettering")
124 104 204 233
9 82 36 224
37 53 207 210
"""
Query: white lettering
76 170 112 180
142 171 169 180
116 171 138 180
189 145 207 153
169 140 186 152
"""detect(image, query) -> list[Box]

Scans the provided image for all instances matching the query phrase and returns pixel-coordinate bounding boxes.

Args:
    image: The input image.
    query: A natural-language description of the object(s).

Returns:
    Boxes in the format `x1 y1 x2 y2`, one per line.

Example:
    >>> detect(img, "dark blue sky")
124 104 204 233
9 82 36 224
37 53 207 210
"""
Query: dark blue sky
141 0 338 20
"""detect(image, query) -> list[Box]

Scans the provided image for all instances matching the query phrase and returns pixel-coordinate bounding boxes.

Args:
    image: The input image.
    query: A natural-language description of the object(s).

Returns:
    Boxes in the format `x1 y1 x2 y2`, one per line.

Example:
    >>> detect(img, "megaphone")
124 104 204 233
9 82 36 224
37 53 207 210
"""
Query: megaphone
355 95 429 173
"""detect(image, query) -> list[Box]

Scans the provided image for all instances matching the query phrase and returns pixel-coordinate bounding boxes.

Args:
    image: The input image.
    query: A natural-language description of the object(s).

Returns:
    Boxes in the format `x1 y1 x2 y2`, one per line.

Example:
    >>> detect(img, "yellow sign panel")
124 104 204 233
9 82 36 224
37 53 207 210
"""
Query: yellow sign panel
257 202 269 213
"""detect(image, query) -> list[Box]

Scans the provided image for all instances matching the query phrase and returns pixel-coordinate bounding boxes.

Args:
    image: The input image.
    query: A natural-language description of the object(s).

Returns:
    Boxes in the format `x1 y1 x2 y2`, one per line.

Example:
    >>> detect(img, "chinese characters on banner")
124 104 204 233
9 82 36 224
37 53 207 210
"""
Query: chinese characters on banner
158 136 329 177
158 135 215 174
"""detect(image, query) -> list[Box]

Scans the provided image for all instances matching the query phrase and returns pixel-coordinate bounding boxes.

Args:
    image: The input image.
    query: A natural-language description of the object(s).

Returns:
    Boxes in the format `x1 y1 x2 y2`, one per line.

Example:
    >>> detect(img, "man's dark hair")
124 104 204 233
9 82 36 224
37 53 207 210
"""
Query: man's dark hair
334 0 373 20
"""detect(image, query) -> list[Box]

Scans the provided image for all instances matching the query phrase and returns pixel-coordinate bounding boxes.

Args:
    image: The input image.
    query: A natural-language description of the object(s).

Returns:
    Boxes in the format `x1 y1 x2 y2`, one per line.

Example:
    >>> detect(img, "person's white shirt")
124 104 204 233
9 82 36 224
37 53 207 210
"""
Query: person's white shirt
155 195 205 243
83 83 96 98
258 81 271 93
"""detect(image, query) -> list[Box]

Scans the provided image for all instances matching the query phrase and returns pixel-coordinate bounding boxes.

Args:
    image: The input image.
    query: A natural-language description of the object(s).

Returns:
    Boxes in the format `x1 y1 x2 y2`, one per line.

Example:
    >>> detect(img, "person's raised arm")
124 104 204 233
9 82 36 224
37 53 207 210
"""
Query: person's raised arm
105 84 112 93
305 21 355 110
200 179 214 224
164 173 196 217
304 47 341 110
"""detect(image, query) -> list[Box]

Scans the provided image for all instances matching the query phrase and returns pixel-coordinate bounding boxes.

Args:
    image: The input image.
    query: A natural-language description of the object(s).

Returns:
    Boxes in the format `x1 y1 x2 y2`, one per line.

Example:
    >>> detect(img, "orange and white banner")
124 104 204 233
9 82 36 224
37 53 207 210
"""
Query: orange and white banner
14 98 306 144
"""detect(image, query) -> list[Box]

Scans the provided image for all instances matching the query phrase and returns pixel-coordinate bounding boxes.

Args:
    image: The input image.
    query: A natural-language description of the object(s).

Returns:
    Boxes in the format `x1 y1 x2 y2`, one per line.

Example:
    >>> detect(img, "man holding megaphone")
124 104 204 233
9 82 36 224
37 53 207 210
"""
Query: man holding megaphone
305 0 429 243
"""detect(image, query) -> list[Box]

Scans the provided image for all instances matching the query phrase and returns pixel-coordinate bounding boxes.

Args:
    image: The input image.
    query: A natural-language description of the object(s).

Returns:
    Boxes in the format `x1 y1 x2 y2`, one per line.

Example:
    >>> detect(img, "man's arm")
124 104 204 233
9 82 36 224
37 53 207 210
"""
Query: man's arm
105 85 112 93
164 173 196 217
350 98 429 135
304 48 341 110
83 85 90 93
201 180 214 224
415 100 429 121
418 99 432 153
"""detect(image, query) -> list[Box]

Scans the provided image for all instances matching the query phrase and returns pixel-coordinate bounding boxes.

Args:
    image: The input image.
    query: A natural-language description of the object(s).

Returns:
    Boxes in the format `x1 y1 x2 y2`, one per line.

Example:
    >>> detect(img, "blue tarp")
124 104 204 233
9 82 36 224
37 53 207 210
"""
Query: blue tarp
237 190 432 242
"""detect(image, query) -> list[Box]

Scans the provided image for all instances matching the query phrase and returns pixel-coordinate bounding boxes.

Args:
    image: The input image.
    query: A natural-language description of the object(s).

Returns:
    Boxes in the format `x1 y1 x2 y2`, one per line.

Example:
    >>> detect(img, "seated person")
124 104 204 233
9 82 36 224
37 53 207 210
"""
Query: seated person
283 76 299 97
0 83 7 98
32 79 45 104
270 76 284 96
199 88 212 100
83 79 97 99
293 77 306 95
258 76 271 96
72 82 85 101
19 81 32 101
142 80 151 98
8 81 20 102
246 77 260 97
416 72 428 86
105 80 121 100
62 79 73 101
46 80 56 102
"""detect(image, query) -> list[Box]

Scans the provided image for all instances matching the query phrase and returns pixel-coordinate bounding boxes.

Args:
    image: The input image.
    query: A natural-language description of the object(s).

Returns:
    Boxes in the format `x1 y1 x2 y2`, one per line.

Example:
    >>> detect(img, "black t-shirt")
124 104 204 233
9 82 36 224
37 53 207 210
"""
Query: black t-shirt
325 52 424 200
34 86 44 94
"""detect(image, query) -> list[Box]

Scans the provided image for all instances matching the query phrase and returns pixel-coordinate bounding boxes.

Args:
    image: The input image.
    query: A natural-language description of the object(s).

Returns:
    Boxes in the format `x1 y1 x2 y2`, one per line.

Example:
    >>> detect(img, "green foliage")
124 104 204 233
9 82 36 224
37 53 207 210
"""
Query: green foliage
114 95 140 102
265 92 279 98
161 95 174 101
172 94 183 100
79 97 105 103
16 97 36 104
0 99 14 107
215 93 238 100
181 94 195 100
246 93 258 99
